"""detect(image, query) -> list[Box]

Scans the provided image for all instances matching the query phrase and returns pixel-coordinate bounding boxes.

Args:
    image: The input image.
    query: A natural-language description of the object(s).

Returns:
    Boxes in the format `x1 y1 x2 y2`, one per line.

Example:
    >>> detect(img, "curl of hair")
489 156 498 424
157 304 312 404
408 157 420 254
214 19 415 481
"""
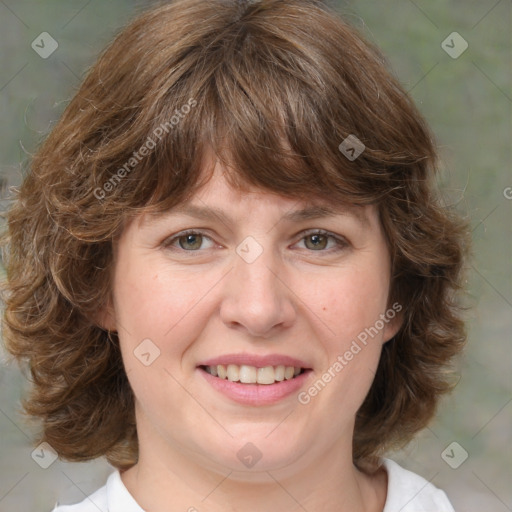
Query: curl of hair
0 0 470 472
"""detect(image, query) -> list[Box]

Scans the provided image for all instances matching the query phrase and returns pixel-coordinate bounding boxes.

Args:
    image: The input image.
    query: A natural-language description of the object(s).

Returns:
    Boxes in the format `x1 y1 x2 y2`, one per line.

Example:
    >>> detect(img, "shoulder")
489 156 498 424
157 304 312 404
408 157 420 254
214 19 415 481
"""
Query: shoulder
51 478 108 512
51 471 143 512
382 458 455 512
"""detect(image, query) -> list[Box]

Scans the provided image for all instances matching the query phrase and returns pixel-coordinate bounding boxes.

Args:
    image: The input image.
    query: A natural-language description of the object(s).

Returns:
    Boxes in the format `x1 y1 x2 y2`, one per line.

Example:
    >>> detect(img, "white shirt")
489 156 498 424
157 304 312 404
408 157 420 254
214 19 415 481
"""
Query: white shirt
52 458 455 511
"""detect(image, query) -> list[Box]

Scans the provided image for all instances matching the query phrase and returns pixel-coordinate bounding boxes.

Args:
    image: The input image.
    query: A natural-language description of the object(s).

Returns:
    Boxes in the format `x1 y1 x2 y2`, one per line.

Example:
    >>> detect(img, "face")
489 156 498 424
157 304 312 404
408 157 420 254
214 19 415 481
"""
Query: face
104 160 401 481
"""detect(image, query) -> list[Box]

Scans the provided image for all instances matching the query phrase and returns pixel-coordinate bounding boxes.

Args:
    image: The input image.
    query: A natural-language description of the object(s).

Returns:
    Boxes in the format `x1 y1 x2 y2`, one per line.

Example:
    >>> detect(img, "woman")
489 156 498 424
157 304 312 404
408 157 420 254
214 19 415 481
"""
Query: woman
1 0 469 510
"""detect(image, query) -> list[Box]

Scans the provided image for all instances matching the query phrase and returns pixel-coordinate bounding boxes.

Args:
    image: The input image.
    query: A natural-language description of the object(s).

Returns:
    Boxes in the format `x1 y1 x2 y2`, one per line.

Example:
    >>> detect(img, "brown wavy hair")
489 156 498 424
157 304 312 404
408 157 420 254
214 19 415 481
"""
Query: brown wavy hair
0 0 469 472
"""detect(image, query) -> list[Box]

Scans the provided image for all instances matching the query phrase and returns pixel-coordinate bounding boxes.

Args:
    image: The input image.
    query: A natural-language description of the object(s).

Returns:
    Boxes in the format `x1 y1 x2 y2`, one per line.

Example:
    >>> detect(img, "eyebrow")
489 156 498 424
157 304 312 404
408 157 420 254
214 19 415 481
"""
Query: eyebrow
147 202 369 228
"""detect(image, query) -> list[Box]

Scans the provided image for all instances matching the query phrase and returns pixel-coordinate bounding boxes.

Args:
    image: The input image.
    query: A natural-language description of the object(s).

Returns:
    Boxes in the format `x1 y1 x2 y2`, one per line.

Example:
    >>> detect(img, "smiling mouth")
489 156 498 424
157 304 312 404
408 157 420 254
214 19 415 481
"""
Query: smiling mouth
198 364 310 385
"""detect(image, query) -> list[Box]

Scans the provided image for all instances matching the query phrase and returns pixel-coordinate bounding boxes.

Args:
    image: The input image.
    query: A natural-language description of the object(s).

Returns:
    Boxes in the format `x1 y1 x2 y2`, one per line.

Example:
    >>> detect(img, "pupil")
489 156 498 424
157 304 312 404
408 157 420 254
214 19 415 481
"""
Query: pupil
309 234 326 249
181 234 201 249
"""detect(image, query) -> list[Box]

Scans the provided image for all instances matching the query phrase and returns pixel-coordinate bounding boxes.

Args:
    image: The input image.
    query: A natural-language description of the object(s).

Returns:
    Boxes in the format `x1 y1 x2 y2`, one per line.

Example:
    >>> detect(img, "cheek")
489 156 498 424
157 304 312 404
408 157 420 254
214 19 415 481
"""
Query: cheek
113 270 170 341
319 265 391 343
112 263 213 412
307 271 391 410
112 261 219 363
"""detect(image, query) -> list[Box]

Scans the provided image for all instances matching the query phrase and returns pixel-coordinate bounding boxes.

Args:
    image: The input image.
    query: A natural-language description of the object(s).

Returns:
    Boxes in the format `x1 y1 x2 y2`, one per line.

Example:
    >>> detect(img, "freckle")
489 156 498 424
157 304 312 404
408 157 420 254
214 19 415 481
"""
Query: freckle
323 307 327 311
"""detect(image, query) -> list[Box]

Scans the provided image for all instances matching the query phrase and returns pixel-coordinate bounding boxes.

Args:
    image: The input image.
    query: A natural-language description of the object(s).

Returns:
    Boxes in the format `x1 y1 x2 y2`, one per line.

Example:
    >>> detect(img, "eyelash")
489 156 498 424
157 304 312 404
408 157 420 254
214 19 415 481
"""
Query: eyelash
162 228 349 255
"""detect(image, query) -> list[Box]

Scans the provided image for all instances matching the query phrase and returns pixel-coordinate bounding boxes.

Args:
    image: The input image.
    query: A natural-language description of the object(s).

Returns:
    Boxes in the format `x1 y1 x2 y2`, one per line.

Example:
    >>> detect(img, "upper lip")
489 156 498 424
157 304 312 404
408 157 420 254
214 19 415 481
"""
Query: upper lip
198 353 312 369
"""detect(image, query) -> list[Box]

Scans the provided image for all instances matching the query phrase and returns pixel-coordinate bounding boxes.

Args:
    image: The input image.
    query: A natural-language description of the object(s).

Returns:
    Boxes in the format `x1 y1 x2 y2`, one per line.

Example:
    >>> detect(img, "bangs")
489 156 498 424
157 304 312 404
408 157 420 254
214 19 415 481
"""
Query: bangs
93 6 417 222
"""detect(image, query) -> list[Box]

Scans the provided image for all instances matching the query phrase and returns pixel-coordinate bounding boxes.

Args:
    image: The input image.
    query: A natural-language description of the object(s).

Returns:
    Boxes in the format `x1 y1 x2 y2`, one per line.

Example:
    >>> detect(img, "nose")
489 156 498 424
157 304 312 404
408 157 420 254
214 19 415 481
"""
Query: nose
219 239 296 339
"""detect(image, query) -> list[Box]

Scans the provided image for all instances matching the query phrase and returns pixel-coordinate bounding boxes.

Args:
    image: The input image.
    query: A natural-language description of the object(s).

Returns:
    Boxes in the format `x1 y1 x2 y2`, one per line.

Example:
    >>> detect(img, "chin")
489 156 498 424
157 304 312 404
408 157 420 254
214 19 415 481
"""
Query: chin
200 434 307 476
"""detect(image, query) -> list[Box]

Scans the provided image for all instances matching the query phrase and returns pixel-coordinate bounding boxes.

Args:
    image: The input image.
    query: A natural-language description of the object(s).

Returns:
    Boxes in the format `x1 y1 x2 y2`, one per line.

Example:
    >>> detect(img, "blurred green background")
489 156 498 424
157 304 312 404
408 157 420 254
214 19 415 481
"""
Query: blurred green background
0 0 510 510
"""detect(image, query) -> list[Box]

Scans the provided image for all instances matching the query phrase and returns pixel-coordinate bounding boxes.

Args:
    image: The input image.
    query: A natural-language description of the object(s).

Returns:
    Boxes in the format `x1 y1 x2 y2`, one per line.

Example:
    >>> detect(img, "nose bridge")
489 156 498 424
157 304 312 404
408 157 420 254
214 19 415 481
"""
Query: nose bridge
234 234 280 302
220 234 293 336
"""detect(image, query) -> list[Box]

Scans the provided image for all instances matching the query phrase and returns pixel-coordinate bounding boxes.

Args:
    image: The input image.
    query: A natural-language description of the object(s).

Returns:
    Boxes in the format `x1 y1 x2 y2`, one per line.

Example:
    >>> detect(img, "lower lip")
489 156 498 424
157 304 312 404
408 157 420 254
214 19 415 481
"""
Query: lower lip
197 367 312 406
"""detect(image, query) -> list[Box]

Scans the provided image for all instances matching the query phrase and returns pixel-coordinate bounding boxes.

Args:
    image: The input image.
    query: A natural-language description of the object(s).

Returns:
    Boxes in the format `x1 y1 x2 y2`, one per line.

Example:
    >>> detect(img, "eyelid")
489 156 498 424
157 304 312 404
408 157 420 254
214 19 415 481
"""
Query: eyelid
162 228 349 253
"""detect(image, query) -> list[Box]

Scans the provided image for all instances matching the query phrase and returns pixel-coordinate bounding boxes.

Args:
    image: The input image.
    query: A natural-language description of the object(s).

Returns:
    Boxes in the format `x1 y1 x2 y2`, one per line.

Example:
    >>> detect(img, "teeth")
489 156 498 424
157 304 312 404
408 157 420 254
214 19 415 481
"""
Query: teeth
284 366 294 380
204 364 303 384
274 365 285 381
226 364 239 382
239 365 257 384
257 366 275 385
217 364 227 379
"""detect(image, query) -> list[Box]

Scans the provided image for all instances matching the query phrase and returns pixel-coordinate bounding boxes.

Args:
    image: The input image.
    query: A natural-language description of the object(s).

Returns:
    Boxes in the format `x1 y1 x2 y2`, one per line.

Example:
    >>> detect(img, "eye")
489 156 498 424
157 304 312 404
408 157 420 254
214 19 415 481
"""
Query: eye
164 230 215 251
163 228 348 254
295 229 348 252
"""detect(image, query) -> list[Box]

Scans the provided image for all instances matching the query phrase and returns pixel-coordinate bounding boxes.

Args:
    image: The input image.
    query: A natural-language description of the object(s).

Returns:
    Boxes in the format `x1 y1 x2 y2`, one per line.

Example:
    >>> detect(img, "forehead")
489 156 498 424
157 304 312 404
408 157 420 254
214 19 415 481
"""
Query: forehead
137 163 374 229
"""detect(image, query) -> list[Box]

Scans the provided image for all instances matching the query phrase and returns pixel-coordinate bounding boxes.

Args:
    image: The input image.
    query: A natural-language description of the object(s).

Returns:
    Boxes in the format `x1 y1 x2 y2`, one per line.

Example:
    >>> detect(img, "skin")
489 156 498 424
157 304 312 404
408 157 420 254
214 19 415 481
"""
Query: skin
100 157 401 512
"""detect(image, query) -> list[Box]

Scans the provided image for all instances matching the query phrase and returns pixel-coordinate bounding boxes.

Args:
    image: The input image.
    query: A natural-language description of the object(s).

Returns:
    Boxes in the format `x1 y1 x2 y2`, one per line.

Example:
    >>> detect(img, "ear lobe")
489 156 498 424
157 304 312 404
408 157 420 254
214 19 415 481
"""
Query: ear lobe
90 295 117 332
382 303 404 343
383 319 401 344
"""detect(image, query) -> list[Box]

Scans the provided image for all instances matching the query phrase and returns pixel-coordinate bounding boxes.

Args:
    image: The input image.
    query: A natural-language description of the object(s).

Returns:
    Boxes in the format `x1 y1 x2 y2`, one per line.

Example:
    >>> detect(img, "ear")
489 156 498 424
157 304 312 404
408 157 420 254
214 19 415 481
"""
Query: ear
382 301 404 343
90 294 117 332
